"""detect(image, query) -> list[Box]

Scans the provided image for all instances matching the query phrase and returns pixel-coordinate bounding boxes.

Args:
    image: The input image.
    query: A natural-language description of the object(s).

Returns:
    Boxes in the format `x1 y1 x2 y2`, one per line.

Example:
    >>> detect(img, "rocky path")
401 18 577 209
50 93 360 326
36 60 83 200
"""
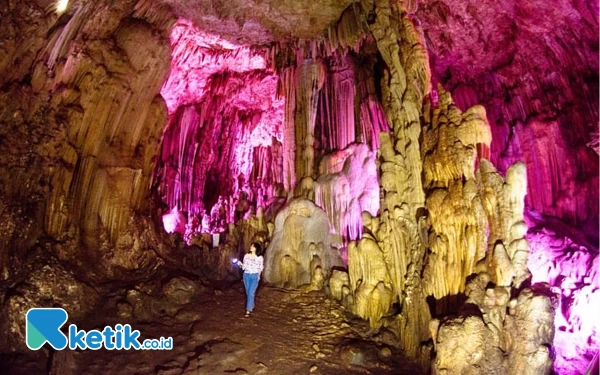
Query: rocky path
54 283 421 375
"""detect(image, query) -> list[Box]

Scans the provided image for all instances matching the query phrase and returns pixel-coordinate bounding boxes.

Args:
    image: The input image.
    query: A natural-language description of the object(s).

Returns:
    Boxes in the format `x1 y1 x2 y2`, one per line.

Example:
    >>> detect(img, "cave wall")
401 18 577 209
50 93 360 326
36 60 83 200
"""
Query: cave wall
1 0 176 282
416 0 600 230
0 0 596 373
0 0 177 352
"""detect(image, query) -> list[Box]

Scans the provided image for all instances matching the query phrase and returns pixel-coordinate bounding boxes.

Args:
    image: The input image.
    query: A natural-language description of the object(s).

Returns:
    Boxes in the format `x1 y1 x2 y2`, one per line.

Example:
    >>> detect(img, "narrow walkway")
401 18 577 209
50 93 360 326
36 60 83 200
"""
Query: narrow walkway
61 284 422 375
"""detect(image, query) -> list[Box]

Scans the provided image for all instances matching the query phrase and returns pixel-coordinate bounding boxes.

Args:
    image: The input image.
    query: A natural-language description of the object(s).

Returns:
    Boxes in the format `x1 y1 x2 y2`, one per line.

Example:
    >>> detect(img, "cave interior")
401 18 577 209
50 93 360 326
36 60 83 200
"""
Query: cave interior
0 0 598 374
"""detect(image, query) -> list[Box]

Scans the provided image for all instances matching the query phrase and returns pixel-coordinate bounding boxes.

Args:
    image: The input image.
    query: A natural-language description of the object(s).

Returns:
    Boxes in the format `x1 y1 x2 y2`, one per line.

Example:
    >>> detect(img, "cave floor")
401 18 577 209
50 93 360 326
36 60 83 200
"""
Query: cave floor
56 284 421 375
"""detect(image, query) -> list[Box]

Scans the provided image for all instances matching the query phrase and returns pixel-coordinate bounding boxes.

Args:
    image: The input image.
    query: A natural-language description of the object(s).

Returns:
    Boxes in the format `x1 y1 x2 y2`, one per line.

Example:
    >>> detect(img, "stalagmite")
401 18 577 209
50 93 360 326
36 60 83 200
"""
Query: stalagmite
264 199 343 288
153 23 285 234
424 87 553 373
366 0 432 361
347 237 394 327
505 286 555 375
421 86 491 298
479 160 531 288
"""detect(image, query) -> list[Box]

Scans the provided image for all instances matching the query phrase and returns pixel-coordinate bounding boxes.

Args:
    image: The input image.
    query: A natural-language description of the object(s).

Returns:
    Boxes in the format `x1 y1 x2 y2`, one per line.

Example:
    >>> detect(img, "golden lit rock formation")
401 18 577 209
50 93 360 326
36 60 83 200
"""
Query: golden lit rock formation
1 0 596 373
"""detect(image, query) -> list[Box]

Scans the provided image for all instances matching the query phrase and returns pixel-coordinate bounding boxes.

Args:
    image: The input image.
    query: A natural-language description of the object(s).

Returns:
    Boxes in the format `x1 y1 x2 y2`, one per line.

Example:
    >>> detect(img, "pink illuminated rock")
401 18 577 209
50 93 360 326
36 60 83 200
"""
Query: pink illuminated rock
526 210 599 375
155 20 284 232
315 143 379 242
162 207 186 234
161 20 270 113
417 0 599 228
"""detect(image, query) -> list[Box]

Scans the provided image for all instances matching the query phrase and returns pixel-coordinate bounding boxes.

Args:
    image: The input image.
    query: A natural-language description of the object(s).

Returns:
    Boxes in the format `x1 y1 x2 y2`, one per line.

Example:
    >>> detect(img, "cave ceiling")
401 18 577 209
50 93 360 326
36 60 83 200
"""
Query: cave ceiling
157 0 357 43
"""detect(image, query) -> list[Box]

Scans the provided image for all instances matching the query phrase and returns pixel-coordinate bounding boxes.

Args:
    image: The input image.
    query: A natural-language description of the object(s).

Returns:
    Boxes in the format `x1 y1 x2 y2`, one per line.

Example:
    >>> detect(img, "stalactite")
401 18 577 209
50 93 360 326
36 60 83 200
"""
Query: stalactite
41 17 170 253
294 59 325 190
325 2 371 55
318 55 356 151
154 67 284 234
45 3 89 71
281 67 297 193
314 144 379 243
132 0 177 32
422 86 492 188
250 142 284 209
356 58 390 150
264 2 370 76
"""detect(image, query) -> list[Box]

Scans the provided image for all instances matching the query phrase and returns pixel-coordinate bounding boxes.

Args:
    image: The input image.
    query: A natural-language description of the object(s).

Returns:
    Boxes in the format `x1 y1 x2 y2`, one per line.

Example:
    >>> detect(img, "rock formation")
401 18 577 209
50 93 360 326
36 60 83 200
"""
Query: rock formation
264 199 343 288
417 0 599 230
0 0 596 374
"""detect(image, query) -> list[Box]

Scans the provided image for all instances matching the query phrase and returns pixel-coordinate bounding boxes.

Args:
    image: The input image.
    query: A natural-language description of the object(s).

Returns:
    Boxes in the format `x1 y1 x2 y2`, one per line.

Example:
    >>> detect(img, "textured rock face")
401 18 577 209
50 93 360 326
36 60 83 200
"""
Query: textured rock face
0 251 101 352
1 0 174 284
153 21 285 234
367 0 432 362
162 276 201 305
416 0 599 229
421 86 491 298
421 86 554 374
526 211 599 375
505 287 555 375
0 0 177 354
264 199 343 287
432 315 491 374
315 143 380 243
431 284 555 375
158 0 355 43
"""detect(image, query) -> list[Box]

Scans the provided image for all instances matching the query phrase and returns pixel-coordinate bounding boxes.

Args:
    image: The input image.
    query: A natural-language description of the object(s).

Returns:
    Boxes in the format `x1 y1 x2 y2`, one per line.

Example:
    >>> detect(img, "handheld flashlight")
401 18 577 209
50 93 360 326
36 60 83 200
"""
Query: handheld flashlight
232 258 238 264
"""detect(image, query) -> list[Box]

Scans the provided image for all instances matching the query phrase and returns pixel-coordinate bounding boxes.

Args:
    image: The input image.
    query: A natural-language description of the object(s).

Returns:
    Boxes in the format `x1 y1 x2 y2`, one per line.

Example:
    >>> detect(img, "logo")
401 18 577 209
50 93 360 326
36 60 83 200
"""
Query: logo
26 308 69 350
26 308 172 351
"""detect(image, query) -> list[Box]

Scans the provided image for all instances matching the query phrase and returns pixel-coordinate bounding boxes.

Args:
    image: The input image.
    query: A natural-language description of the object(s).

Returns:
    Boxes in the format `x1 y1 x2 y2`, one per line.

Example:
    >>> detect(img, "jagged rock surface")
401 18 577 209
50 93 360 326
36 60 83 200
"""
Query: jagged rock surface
0 0 176 353
416 0 599 229
421 86 491 298
421 88 552 374
526 211 599 375
158 0 355 43
264 199 343 288
0 0 596 374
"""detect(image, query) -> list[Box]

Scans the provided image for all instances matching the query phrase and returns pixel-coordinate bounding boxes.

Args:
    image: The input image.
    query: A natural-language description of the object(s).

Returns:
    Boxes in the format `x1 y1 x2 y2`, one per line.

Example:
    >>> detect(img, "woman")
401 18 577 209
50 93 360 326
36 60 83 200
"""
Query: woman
239 243 264 317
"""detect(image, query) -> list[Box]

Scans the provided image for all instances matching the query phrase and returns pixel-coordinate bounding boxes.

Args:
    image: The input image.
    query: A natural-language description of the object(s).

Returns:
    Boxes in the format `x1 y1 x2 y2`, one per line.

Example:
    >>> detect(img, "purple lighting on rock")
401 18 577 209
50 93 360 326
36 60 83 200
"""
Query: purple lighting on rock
162 207 186 234
525 211 599 374
155 19 284 238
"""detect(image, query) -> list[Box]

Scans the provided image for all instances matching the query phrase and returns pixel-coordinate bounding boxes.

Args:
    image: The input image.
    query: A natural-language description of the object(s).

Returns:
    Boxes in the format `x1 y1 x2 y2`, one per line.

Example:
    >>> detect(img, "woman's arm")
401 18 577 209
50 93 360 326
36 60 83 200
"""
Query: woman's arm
240 254 248 270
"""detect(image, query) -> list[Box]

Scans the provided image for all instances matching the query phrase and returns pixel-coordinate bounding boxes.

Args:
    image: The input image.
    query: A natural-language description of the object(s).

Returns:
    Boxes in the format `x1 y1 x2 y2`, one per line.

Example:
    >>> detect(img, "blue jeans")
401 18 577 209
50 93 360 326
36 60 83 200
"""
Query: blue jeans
243 273 260 312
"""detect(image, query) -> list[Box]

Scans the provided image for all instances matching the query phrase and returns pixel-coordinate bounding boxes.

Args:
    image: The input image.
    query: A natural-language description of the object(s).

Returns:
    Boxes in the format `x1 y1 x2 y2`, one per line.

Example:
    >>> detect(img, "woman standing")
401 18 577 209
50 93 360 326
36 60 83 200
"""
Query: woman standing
240 243 264 317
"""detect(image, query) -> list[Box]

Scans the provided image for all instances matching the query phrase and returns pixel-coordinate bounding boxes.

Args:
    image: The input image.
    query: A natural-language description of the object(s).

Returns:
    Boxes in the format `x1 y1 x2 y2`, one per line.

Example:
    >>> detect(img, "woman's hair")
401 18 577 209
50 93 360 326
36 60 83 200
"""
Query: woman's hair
251 242 263 256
